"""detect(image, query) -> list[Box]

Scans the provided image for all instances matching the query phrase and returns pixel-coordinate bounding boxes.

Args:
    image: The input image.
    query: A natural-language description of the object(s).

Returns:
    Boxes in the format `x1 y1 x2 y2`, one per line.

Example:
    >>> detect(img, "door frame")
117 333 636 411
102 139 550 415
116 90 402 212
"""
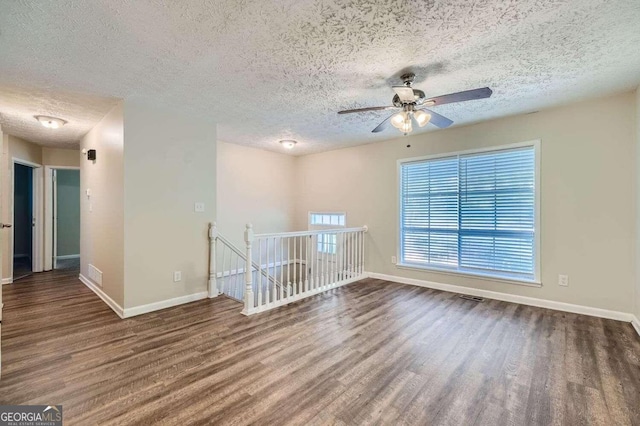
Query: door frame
44 165 80 271
11 158 44 279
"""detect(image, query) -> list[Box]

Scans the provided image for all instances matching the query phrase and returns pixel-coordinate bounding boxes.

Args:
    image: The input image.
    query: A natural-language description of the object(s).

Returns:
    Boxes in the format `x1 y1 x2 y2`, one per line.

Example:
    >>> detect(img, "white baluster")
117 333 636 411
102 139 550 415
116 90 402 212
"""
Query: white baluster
287 237 298 295
358 231 361 275
220 244 227 295
331 234 336 285
314 234 318 290
235 254 240 300
257 237 263 307
274 237 282 296
263 240 269 306
320 234 323 288
241 224 254 315
351 231 355 278
304 235 309 293
287 238 296 294
362 226 368 275
273 237 284 302
336 232 344 281
325 234 330 287
358 232 364 275
357 231 361 276
298 235 303 295
266 236 271 303
208 223 218 298
344 232 349 279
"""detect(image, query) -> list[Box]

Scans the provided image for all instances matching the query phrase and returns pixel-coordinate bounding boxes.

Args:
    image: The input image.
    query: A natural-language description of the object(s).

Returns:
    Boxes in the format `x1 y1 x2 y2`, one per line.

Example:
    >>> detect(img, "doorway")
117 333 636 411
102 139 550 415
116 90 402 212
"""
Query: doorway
12 163 34 280
52 169 80 270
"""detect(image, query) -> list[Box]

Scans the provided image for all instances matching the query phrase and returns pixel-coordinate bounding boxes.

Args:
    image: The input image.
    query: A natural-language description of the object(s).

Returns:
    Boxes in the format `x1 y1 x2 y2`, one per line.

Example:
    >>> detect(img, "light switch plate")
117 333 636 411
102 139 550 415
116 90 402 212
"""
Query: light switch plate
558 274 569 287
174 271 182 282
194 202 205 212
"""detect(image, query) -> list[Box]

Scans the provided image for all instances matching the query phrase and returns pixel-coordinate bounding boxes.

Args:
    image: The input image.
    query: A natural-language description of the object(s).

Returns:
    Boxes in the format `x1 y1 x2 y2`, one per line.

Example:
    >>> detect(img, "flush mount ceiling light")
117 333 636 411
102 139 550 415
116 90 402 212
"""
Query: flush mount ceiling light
338 72 492 135
34 115 67 129
279 140 297 149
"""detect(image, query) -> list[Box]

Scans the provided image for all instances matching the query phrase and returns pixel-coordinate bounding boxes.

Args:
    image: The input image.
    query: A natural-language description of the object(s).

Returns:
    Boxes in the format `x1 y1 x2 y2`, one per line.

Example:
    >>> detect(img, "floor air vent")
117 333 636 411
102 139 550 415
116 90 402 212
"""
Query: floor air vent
459 294 485 302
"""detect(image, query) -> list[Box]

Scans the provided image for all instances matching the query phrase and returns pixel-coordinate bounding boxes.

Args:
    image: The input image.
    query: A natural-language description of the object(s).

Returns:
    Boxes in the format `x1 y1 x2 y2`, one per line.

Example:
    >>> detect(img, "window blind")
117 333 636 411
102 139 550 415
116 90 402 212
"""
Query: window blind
400 146 536 281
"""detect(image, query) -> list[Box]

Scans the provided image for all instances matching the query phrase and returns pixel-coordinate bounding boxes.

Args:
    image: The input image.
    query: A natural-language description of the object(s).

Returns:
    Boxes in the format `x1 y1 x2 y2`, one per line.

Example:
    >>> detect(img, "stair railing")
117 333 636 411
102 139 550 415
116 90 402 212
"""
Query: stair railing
208 222 286 302
241 223 368 315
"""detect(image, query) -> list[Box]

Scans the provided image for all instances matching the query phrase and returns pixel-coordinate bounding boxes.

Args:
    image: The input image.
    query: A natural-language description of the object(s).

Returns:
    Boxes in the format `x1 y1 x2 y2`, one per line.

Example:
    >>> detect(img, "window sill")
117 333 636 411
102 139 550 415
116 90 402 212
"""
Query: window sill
395 263 542 288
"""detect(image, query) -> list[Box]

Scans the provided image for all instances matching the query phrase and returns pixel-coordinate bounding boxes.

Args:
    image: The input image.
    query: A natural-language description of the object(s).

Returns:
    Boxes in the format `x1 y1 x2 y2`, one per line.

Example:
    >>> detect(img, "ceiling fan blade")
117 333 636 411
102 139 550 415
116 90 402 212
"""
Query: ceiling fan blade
392 86 415 103
338 106 399 115
371 113 396 133
424 87 492 106
421 108 454 128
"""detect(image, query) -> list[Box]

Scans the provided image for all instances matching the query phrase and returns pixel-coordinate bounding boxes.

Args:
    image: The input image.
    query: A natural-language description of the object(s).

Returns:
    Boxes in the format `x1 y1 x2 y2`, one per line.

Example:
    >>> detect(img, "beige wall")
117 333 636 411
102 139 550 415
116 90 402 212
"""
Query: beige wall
1 134 10 280
1 136 80 279
217 141 297 248
295 92 636 313
43 147 80 168
80 102 125 306
9 135 43 164
123 102 216 308
636 86 640 319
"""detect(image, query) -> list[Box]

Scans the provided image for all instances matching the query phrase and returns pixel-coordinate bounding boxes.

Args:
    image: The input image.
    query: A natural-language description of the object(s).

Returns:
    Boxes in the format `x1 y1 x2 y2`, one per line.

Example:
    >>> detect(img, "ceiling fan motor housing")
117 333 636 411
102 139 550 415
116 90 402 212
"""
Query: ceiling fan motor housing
392 89 427 107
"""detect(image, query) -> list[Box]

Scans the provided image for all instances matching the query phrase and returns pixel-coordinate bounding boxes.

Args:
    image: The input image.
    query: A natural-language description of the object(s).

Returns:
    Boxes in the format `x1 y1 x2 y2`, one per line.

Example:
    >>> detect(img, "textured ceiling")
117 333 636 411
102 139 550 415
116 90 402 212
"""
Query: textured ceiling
0 85 118 148
0 0 639 154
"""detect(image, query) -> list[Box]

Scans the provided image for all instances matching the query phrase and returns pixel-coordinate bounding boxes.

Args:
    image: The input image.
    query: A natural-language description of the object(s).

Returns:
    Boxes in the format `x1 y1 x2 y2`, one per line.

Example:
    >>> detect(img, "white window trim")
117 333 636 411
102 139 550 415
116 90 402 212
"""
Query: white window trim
308 211 347 228
396 140 541 286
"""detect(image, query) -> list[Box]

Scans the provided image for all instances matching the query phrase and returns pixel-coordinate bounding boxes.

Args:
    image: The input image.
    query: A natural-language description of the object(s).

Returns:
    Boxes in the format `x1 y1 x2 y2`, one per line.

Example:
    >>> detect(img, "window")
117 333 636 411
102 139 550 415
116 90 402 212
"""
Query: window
310 213 345 227
309 212 346 254
399 143 538 283
317 233 337 254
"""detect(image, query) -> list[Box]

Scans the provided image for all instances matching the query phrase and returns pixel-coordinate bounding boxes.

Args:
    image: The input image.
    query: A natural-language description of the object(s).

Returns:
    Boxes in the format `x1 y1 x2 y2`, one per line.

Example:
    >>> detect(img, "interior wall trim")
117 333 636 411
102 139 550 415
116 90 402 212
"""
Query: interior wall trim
122 291 208 318
367 272 636 324
79 273 124 318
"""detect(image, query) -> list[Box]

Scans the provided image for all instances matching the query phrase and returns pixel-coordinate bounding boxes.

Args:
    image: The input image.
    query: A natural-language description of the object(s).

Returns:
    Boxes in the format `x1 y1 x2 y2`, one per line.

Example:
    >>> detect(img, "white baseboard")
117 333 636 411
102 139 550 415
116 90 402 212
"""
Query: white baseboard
632 316 640 337
79 273 208 319
2 278 13 285
123 291 208 318
367 272 636 323
55 254 80 260
79 273 124 318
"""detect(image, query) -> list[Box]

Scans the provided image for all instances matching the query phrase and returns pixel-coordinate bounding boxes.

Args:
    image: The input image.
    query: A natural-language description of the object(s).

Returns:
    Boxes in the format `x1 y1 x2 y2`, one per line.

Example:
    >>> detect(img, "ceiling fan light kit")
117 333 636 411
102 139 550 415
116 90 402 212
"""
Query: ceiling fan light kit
337 72 492 136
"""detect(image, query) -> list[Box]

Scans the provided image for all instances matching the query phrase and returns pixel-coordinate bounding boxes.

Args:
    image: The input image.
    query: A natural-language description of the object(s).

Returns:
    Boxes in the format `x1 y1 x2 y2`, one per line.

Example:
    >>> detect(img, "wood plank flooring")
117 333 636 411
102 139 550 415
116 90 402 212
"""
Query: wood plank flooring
1 270 639 425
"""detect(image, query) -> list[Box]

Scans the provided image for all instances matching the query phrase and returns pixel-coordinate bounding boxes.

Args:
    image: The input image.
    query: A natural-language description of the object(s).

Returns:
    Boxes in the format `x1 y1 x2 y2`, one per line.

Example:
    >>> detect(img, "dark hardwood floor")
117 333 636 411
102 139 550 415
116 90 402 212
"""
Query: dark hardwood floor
1 270 639 425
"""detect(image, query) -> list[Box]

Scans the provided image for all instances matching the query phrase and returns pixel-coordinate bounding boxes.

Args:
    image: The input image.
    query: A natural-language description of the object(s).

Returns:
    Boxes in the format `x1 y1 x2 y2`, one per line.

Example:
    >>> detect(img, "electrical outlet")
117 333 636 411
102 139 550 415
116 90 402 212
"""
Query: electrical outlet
558 274 569 287
391 256 397 264
174 271 182 282
194 202 205 212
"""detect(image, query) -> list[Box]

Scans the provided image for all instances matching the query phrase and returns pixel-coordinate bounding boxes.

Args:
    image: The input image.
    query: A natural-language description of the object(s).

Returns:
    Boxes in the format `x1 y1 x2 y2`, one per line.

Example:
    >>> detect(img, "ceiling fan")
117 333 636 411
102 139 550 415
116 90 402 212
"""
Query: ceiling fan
338 73 492 135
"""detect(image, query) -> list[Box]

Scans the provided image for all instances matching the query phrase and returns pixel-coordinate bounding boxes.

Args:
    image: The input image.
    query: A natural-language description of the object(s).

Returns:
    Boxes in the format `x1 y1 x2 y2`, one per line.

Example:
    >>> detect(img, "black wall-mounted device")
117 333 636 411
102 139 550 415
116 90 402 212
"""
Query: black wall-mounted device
87 149 97 161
